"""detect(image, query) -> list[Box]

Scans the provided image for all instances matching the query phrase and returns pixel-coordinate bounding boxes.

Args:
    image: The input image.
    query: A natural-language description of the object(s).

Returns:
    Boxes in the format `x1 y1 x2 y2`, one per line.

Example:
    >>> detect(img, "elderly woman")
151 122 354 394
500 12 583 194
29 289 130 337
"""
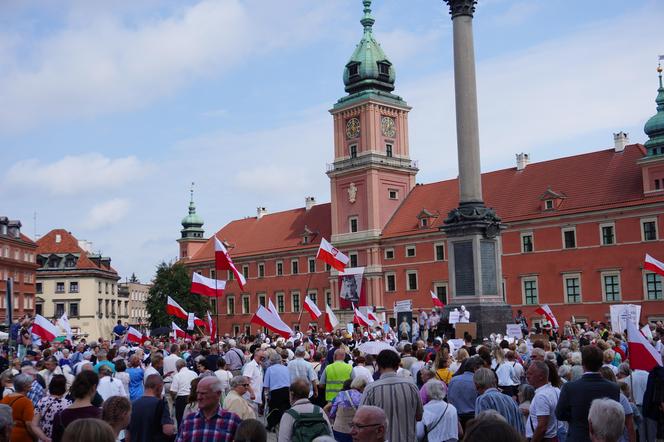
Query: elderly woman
223 376 257 420
419 367 440 405
0 373 50 442
325 377 367 442
416 380 461 441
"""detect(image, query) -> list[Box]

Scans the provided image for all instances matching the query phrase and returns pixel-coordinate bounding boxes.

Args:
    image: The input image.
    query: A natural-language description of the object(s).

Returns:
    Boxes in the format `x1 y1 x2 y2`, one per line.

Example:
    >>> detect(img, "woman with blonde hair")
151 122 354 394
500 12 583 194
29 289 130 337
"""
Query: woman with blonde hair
434 349 453 384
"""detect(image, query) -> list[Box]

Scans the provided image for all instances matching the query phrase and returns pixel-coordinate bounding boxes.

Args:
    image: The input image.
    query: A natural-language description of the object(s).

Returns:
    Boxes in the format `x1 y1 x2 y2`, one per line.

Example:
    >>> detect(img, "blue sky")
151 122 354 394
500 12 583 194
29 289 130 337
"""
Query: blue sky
1 0 662 282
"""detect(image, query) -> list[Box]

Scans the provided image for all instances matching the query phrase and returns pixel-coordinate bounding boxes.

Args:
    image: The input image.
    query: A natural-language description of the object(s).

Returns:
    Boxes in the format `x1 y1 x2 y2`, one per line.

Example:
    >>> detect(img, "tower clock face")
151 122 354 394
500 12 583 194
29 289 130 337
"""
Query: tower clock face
381 116 396 137
346 117 360 139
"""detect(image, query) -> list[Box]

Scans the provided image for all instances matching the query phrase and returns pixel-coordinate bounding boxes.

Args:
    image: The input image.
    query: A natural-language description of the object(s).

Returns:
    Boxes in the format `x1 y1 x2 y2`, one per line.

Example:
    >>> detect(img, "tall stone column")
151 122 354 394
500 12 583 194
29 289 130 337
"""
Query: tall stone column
442 0 512 337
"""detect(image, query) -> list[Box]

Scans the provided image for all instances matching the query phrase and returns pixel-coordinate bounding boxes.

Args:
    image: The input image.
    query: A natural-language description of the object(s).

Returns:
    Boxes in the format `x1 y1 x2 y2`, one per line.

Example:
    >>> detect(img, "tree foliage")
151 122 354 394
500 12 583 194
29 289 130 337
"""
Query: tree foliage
146 261 210 330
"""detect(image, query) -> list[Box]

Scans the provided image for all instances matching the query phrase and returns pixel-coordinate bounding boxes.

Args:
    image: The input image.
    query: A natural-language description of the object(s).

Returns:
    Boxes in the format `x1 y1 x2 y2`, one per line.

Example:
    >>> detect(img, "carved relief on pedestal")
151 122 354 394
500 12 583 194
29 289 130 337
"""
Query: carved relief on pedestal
348 183 357 203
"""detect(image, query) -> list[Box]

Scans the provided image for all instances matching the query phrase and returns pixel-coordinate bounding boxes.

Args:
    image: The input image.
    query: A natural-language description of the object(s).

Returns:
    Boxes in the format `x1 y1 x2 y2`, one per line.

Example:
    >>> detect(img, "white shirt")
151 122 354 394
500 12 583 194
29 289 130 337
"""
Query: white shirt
416 400 458 441
495 362 519 387
623 369 649 406
242 359 263 404
171 367 198 397
163 354 181 382
144 365 159 382
351 365 374 384
525 383 559 439
214 369 233 393
97 376 128 401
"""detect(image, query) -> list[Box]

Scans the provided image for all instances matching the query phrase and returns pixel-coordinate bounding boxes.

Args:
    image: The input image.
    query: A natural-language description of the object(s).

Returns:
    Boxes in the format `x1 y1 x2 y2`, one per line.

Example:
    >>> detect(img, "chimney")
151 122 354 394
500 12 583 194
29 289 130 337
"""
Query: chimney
256 207 267 219
305 196 316 211
516 153 530 171
614 131 629 152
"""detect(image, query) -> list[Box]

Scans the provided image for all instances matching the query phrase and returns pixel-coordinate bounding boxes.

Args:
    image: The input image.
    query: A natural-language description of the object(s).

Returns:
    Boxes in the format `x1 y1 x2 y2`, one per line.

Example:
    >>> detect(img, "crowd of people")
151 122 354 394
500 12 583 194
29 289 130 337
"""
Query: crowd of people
0 313 664 442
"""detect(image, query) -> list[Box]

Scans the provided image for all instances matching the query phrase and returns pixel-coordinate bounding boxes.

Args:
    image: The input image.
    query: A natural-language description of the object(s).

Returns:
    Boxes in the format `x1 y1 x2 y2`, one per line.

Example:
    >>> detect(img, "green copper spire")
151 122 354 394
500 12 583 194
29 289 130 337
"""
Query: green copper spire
181 182 204 239
644 62 664 157
343 0 396 95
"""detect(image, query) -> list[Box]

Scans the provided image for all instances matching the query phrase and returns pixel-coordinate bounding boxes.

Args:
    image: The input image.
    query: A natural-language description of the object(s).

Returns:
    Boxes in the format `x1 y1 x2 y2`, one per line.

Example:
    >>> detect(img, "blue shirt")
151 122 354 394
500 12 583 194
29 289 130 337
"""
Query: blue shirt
127 367 145 401
447 371 477 414
263 364 290 391
475 388 525 434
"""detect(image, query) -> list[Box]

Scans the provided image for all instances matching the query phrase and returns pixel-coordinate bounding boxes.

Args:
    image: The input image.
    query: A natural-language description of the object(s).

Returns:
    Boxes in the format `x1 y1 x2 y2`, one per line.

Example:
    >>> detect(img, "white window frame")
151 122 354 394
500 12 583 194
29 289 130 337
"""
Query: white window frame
545 199 554 210
226 295 235 315
601 271 621 302
276 260 284 276
388 188 398 200
561 226 577 249
291 259 299 275
433 282 448 305
385 143 393 157
241 294 250 314
276 292 285 313
308 257 316 273
384 248 395 260
563 273 583 304
599 222 616 246
434 242 445 261
385 272 397 292
258 263 265 278
521 276 538 305
349 216 359 233
325 290 332 308
520 231 534 253
257 293 266 307
641 217 659 241
406 270 418 291
644 272 663 301
242 265 249 279
349 251 358 268
291 291 301 313
349 143 358 158
308 290 317 305
405 245 416 258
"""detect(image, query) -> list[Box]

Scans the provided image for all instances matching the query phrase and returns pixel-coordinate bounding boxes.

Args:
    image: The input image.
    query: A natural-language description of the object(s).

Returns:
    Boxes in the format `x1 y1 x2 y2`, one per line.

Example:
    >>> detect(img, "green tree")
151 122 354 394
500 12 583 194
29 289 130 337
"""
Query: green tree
146 261 210 330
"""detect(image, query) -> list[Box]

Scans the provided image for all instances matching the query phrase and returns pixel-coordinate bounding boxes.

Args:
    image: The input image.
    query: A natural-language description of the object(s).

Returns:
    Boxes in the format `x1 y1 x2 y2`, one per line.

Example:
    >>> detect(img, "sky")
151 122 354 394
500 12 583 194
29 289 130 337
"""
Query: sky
1 0 662 283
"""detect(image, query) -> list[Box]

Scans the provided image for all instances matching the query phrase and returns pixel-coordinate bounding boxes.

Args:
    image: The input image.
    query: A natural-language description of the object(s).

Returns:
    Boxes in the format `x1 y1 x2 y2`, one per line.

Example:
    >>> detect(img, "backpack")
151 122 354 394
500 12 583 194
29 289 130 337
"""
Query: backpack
286 405 331 442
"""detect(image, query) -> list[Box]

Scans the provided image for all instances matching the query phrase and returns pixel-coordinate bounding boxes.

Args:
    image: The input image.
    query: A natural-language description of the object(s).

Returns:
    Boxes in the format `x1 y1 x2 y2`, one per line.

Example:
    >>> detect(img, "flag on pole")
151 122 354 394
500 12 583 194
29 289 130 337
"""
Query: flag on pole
268 299 280 317
250 306 293 338
325 304 339 332
172 322 186 338
191 273 226 297
194 316 206 328
166 296 188 320
32 314 59 341
627 319 663 371
316 238 349 272
642 324 654 340
57 313 72 341
367 310 381 325
127 327 144 343
535 304 559 329
430 290 445 308
303 295 322 320
645 254 664 277
206 311 216 339
214 237 246 290
353 307 373 328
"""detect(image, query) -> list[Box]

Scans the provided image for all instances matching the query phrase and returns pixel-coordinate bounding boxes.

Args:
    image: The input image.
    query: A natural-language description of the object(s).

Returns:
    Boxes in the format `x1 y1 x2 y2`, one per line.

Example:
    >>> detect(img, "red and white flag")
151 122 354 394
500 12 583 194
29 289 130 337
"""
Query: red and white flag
268 299 280 317
166 296 188 320
645 254 664 277
535 304 559 329
191 273 226 297
303 295 322 320
316 238 349 272
250 306 293 339
32 314 59 341
325 303 339 333
431 290 445 308
206 311 217 339
367 311 381 325
194 316 206 328
127 327 144 344
627 319 663 371
354 307 373 328
214 237 246 290
172 322 186 338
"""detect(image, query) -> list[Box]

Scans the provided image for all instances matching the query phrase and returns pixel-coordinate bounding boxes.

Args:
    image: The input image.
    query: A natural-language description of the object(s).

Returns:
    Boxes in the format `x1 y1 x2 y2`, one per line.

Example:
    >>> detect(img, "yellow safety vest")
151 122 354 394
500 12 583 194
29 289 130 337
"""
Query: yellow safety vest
325 361 352 401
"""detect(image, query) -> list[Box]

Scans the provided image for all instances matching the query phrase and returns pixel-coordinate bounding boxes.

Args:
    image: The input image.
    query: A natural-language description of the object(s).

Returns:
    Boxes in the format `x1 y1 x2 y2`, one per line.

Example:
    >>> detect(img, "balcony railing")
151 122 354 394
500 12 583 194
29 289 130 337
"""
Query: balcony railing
326 154 418 174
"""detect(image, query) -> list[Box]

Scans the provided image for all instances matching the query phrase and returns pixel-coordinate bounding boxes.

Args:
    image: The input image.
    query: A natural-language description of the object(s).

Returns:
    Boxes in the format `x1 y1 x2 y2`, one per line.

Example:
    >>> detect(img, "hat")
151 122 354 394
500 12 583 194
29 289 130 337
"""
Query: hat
119 346 128 354
434 337 443 345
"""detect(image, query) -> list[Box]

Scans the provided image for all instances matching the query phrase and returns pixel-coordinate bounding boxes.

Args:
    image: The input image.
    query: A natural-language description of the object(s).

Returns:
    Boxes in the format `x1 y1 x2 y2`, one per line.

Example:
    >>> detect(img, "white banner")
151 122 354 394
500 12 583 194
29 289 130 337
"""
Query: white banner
449 310 460 324
610 304 641 333
506 324 522 339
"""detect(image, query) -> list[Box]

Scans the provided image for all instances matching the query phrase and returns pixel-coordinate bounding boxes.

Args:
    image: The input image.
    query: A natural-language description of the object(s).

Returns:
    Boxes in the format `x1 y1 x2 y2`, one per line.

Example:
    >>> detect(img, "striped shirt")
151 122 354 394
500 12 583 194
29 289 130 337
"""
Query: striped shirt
175 406 241 442
360 372 423 442
475 388 525 434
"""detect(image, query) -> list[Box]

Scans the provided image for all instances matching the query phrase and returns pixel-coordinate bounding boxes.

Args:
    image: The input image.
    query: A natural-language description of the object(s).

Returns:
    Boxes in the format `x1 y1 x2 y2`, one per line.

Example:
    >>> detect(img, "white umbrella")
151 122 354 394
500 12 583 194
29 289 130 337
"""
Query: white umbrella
357 340 398 355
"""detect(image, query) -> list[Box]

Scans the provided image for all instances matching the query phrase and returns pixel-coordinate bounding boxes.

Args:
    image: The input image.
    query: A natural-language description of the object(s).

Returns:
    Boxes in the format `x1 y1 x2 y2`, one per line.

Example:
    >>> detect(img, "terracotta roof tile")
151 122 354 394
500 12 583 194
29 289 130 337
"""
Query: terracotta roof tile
36 229 118 275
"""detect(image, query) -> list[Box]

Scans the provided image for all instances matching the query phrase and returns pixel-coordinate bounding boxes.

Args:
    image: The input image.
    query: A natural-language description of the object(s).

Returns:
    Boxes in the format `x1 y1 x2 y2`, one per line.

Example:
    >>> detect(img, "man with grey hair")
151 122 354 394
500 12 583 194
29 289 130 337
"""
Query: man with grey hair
170 358 198 426
416 380 460 441
588 398 625 442
223 375 256 420
526 360 559 441
288 346 318 398
0 404 12 441
474 367 524 434
349 405 387 442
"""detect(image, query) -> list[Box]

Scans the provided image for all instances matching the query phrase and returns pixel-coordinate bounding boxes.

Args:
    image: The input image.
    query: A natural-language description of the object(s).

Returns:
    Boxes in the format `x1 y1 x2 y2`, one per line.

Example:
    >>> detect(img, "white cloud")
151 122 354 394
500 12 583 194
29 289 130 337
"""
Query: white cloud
3 153 149 196
82 198 130 230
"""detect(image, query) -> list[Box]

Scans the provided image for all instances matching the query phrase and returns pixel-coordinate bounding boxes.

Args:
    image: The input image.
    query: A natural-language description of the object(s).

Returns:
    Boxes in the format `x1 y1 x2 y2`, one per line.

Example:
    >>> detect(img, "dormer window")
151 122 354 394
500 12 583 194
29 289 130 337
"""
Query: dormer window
420 218 428 228
545 200 554 210
416 209 438 229
65 257 76 268
539 187 566 211
377 61 390 77
300 226 316 245
348 62 360 79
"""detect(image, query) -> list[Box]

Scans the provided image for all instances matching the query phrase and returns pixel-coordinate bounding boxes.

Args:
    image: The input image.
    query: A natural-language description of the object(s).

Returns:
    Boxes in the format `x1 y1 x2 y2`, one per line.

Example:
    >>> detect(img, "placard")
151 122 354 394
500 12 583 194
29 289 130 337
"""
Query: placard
506 324 522 339
610 304 641 334
346 323 354 334
449 310 460 324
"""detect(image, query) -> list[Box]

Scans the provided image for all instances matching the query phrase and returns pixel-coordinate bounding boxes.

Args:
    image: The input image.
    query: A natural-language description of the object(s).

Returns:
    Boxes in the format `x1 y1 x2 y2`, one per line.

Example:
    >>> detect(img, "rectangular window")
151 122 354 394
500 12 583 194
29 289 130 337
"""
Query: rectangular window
349 253 358 268
258 263 265 278
603 274 621 302
545 200 554 210
69 302 79 317
646 273 663 300
406 271 418 291
565 276 582 303
105 300 109 316
111 300 116 315
656 179 661 190
388 189 398 199
435 243 445 261
406 246 416 257
210 299 217 314
292 292 301 313
242 265 249 279
523 279 538 305
601 224 615 245
385 249 394 260
386 144 393 157
36 283 42 294
308 258 315 273
385 273 396 292
210 269 216 279
350 144 357 158
521 233 534 253
642 219 658 241
55 302 65 317
291 260 299 275
434 284 448 305
69 281 79 293
227 296 235 315
276 293 285 313
258 293 266 307
308 291 317 305
98 299 102 315
228 270 234 281
325 290 332 307
563 228 576 249
277 261 283 276
105 282 109 294
242 295 250 314
349 217 358 233
56 282 65 293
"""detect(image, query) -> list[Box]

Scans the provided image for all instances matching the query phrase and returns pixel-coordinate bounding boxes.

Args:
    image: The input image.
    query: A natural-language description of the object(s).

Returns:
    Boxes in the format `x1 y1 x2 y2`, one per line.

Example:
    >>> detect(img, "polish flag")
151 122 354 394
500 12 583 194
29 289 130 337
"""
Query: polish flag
627 319 663 371
325 304 339 333
354 308 373 328
535 304 559 329
303 295 322 320
207 311 217 339
214 237 246 290
194 316 206 328
268 299 280 317
191 273 226 297
166 296 188 320
127 327 144 344
430 290 445 308
32 314 59 342
250 306 293 339
368 311 381 325
316 238 349 272
172 322 186 338
645 254 664 277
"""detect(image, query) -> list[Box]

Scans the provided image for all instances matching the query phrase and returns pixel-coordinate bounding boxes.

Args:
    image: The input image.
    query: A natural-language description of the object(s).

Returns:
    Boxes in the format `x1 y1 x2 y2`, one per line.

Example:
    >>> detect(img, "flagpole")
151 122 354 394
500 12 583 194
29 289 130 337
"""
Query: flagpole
299 269 316 332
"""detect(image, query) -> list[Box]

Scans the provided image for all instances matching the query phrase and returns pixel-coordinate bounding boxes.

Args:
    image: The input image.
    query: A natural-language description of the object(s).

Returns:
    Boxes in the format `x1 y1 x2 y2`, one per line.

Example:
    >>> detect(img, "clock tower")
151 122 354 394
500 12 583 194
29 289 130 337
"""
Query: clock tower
327 0 417 245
